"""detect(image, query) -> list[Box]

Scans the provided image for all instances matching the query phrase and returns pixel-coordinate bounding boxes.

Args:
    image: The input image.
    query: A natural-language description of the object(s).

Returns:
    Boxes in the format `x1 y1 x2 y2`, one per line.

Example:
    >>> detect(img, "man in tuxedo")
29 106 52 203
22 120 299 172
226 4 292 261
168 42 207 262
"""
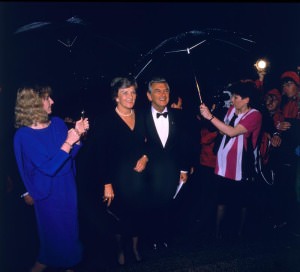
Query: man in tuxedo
143 77 191 250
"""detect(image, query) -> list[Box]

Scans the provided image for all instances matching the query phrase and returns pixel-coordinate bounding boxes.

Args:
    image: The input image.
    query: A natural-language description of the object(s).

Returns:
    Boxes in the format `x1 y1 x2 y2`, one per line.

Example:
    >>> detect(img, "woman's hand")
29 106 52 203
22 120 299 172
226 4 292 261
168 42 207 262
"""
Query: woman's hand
180 172 188 184
61 128 81 153
75 118 90 135
66 128 81 145
103 184 114 207
200 104 213 120
134 155 148 173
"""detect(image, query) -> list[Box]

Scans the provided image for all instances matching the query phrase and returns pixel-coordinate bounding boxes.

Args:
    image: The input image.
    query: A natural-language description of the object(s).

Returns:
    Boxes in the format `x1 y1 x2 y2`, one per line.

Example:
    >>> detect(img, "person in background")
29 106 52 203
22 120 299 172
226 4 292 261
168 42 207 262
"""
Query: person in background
190 101 228 238
256 88 284 229
260 88 283 166
170 96 183 109
280 71 300 120
13 85 89 272
200 80 262 240
271 71 300 234
94 76 148 266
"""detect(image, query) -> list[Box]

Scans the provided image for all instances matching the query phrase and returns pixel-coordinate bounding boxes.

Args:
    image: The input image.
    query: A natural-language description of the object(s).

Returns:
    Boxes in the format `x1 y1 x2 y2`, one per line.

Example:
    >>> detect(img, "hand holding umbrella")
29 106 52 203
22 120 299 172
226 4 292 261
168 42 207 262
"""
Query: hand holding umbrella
200 103 215 121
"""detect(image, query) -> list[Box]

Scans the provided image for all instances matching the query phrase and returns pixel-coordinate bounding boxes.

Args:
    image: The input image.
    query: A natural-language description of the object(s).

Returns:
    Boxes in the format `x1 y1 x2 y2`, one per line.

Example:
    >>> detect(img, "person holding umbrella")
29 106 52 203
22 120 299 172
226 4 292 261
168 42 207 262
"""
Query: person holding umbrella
200 80 262 239
13 85 89 272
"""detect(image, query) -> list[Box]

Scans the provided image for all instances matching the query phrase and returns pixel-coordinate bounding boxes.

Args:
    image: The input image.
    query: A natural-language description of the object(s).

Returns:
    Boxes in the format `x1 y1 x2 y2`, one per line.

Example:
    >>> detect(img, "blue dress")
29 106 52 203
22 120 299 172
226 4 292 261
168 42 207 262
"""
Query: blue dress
13 117 82 267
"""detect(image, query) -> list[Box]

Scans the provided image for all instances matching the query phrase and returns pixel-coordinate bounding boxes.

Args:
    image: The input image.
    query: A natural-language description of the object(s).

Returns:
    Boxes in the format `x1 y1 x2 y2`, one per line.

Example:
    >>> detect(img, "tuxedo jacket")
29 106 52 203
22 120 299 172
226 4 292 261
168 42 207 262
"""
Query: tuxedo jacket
144 107 190 206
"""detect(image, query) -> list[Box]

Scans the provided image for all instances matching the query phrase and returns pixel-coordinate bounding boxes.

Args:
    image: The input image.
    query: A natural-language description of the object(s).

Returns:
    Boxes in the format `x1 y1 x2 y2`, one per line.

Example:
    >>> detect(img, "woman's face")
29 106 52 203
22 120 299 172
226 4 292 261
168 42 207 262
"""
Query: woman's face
42 94 54 114
231 93 249 112
116 86 136 109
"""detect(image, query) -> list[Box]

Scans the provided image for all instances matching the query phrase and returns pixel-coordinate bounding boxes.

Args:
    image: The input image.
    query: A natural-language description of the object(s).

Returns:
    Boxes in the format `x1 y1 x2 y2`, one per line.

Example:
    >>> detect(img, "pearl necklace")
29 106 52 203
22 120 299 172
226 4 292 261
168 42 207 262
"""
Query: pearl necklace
115 107 133 117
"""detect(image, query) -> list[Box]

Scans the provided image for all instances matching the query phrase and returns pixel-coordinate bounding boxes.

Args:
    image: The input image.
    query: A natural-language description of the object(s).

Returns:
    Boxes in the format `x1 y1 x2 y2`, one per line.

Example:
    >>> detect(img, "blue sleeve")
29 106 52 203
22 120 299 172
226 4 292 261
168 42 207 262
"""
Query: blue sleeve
14 130 70 177
70 141 82 158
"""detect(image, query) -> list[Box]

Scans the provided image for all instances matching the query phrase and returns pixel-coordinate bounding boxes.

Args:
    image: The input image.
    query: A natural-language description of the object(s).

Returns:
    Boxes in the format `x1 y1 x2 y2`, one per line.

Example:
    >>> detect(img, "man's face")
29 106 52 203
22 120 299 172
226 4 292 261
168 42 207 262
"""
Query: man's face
147 82 170 112
282 81 298 98
265 95 279 112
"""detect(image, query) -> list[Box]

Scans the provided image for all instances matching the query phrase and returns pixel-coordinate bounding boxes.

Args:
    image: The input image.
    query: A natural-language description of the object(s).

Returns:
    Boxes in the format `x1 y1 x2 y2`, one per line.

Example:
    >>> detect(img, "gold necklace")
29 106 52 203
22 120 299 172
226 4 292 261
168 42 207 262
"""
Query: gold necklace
115 107 133 117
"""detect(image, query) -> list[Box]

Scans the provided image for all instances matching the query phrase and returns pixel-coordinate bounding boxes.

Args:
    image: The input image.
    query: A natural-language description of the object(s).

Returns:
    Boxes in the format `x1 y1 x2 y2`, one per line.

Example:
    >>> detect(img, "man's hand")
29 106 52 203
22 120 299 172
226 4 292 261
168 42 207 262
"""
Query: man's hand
24 194 34 206
103 184 114 207
171 97 183 110
180 172 188 183
134 155 148 173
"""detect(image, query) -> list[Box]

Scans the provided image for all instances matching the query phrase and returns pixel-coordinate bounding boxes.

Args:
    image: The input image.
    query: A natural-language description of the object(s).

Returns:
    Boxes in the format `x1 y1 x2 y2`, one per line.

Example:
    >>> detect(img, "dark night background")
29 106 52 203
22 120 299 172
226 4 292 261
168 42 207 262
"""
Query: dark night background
1 2 300 271
1 2 300 120
1 2 300 182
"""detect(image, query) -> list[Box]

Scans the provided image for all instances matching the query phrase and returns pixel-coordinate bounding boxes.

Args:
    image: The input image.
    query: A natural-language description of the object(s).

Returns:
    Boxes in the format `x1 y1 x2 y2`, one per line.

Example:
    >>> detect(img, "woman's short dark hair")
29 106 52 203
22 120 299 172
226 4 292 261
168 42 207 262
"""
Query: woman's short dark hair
110 76 137 102
228 81 259 108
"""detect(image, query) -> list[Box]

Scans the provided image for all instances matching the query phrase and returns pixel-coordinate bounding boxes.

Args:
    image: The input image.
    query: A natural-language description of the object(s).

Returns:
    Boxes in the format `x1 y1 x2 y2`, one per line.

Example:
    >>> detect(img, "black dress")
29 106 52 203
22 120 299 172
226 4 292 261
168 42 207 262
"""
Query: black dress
94 109 147 236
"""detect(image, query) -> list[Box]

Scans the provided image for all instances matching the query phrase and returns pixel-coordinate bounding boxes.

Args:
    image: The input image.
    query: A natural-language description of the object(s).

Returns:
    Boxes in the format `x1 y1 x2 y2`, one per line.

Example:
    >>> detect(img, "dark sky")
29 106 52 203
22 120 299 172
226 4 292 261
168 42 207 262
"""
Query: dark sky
1 2 300 117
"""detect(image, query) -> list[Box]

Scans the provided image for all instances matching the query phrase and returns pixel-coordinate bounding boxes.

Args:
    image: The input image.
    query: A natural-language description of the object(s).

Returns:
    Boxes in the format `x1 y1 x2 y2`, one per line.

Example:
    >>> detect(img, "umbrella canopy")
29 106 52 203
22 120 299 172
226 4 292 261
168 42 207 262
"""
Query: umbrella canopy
133 28 258 108
11 16 139 118
13 16 137 81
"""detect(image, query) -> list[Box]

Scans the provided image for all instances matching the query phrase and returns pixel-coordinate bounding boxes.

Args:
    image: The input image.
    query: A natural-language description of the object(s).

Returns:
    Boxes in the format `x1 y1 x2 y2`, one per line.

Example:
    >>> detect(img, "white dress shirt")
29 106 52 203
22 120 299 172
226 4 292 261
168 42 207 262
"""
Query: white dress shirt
151 107 169 147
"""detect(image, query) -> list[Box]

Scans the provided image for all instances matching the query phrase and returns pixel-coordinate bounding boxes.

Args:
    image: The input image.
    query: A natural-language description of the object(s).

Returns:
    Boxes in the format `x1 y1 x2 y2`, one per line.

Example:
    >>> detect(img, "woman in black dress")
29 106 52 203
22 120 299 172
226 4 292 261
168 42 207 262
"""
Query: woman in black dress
94 76 148 265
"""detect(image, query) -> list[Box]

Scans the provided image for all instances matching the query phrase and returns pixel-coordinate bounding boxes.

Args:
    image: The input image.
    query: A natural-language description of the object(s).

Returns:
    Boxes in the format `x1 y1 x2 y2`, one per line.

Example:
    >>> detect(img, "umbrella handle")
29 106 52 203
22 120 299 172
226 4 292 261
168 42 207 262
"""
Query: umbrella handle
194 75 203 104
81 109 85 119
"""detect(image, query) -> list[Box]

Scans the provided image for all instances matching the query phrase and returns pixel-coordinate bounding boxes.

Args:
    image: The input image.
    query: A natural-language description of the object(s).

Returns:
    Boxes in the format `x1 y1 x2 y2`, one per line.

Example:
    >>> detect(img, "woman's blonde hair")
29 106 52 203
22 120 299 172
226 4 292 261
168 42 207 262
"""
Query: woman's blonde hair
14 87 50 128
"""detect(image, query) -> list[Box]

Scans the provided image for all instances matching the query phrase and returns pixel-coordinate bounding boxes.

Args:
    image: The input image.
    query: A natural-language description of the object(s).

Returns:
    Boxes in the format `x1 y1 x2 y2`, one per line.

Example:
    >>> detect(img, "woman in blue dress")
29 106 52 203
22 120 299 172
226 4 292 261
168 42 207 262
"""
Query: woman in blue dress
13 85 89 272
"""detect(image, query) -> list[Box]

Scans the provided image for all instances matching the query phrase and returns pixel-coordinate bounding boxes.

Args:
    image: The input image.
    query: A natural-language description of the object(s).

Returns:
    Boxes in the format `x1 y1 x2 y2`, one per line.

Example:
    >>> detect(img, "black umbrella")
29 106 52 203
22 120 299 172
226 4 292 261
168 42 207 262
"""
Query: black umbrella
13 15 136 77
133 28 257 105
15 16 86 40
12 16 139 118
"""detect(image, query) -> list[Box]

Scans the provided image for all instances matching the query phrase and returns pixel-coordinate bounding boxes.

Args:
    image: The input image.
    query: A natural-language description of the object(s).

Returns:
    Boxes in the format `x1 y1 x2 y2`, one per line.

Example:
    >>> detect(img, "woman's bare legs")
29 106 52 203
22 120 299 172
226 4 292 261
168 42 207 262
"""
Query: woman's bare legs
30 261 46 272
132 236 142 262
215 204 226 239
115 234 125 265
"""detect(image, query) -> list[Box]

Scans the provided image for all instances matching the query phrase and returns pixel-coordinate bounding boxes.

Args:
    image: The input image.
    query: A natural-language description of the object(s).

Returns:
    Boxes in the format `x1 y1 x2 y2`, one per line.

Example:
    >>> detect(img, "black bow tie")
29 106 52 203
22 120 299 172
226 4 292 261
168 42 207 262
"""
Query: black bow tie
156 112 168 118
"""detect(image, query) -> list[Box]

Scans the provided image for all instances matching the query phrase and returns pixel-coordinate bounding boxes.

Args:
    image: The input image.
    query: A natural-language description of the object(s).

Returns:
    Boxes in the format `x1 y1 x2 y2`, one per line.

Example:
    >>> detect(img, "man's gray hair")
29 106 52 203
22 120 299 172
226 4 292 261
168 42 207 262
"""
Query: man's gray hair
148 77 170 93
